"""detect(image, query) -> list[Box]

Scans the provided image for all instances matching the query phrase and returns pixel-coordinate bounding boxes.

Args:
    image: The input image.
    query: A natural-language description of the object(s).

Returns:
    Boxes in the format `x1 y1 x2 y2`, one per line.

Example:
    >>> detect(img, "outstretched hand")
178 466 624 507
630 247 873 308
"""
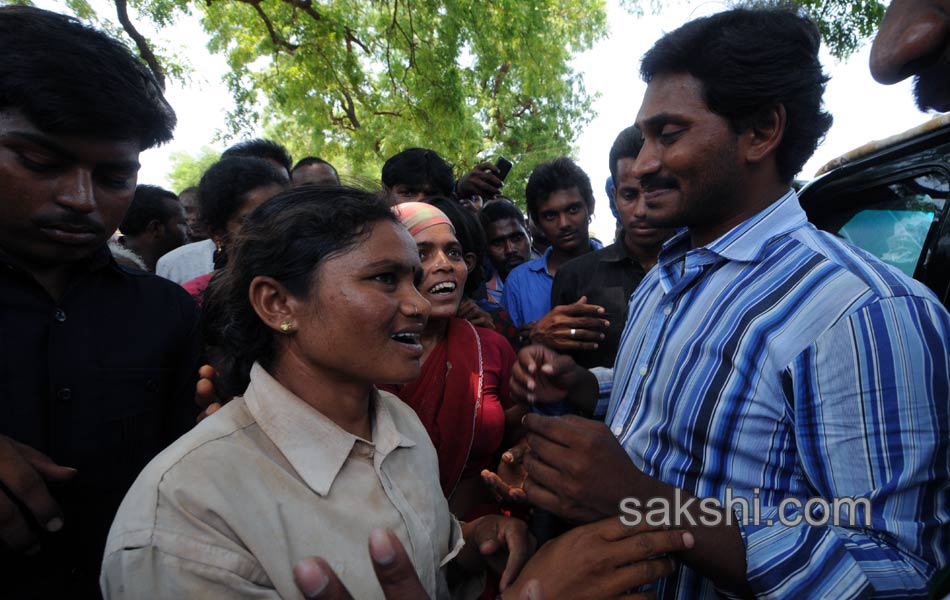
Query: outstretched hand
481 438 530 504
459 515 535 591
294 528 543 600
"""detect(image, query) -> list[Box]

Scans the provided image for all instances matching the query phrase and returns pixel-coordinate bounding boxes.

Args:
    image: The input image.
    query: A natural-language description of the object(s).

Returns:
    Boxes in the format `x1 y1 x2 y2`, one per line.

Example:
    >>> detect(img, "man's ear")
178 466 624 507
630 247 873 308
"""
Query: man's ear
248 275 298 334
146 218 164 240
463 252 477 273
743 104 786 165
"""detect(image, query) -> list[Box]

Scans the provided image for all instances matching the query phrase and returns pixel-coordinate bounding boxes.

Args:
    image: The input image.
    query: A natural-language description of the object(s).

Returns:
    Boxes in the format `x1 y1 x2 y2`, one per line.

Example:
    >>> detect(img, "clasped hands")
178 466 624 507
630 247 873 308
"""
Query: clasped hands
485 344 653 524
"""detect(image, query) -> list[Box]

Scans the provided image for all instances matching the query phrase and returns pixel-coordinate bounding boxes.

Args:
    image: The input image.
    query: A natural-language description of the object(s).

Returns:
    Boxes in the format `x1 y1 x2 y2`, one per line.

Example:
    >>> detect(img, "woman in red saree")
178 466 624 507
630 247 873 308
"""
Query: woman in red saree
382 202 525 521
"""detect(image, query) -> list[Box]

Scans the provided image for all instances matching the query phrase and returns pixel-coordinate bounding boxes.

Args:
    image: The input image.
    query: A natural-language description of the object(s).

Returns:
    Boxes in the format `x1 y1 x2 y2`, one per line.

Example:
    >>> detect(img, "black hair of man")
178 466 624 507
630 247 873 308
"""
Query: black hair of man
608 125 644 181
198 156 290 235
382 148 455 196
479 198 527 230
524 157 595 223
640 6 832 183
0 6 175 149
222 138 293 174
120 185 180 235
292 156 336 174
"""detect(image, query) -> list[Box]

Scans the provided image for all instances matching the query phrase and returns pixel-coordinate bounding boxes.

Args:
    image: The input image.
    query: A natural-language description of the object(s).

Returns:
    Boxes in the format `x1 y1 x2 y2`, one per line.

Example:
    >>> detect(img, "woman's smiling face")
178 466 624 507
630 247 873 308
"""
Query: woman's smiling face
413 223 468 322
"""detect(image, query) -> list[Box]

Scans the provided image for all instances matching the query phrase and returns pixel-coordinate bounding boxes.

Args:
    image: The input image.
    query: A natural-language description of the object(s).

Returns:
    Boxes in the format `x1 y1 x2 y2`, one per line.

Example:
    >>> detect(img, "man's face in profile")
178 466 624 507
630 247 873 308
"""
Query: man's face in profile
871 0 950 112
0 109 140 267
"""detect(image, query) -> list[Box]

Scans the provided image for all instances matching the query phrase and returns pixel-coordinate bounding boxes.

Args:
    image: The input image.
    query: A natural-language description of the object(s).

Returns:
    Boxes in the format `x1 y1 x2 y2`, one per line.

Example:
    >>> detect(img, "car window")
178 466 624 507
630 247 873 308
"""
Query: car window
810 172 948 277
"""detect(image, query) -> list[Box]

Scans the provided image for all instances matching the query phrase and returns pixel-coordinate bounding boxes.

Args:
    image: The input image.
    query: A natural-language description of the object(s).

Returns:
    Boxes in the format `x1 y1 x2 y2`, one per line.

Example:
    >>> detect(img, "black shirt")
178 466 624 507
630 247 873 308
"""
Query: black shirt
0 246 201 599
550 242 646 369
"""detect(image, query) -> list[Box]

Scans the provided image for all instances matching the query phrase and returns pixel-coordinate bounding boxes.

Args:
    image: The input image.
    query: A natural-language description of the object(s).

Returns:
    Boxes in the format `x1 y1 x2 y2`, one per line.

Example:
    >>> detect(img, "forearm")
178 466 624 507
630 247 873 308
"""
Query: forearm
620 478 752 596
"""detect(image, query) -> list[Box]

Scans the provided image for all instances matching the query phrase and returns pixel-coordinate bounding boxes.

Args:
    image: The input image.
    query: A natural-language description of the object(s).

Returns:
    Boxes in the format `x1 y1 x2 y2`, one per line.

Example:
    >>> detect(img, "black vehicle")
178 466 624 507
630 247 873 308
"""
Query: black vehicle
799 115 950 309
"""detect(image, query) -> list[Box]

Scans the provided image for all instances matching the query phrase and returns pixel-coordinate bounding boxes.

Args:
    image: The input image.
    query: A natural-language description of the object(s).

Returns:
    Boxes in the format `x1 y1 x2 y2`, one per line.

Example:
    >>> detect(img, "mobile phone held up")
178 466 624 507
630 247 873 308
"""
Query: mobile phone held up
495 156 513 181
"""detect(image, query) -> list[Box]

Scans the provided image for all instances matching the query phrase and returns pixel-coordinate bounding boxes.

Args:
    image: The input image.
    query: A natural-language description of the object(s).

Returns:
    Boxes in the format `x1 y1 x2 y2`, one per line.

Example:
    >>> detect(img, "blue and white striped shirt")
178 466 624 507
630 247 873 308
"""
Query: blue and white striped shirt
608 190 950 599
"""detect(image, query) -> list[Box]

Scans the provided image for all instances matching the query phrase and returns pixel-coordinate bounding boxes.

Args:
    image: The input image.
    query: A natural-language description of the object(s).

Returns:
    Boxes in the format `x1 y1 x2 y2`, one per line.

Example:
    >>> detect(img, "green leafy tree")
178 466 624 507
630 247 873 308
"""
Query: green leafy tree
166 146 220 192
44 0 608 202
41 0 886 201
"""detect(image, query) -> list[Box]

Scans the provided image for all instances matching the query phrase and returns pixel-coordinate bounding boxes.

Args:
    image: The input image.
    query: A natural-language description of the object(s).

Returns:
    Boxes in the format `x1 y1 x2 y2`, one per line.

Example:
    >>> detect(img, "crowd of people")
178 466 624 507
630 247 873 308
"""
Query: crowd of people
1 1 949 599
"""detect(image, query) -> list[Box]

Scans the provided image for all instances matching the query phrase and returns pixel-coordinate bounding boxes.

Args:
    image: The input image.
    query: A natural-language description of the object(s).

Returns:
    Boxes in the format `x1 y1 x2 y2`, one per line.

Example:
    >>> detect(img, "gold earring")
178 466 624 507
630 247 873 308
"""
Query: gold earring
279 320 293 332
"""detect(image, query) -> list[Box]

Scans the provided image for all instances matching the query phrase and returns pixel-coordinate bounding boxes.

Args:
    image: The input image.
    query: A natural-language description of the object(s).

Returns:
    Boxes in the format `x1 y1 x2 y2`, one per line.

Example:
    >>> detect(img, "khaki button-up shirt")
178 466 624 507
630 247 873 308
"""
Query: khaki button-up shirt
101 363 463 599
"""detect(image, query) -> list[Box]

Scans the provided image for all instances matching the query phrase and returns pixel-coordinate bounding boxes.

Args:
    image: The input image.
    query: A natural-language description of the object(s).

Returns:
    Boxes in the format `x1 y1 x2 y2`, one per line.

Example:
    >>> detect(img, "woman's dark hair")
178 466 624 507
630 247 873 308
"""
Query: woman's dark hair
197 156 289 235
0 6 175 149
202 186 398 396
426 196 487 295
640 6 832 183
524 157 595 223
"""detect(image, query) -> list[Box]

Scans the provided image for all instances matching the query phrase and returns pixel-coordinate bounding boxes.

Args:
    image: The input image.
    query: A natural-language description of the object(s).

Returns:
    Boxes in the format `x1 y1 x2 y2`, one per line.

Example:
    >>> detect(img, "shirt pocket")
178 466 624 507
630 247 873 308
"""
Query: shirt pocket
83 367 171 455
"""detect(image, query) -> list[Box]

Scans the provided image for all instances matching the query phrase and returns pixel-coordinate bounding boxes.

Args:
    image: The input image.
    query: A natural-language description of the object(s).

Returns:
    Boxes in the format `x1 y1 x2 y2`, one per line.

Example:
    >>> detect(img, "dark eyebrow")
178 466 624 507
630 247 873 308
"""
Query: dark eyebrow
1 130 141 171
637 112 687 134
363 259 414 272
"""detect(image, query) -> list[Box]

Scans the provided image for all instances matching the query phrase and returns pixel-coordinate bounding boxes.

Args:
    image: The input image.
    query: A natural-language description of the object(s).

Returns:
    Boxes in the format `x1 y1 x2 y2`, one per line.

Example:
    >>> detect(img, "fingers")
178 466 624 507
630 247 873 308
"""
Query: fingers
293 557 354 599
505 440 529 463
497 522 533 591
559 298 607 317
517 579 544 600
195 376 217 409
195 402 222 424
0 438 71 552
16 442 77 482
368 528 432 600
521 413 581 447
198 364 216 379
617 528 694 562
615 556 678 591
481 469 508 502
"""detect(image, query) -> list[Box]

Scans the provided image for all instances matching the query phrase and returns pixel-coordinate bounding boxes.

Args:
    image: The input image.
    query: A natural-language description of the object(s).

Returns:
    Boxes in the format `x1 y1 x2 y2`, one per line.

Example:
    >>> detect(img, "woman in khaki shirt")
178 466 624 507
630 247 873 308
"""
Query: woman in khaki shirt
100 187 531 599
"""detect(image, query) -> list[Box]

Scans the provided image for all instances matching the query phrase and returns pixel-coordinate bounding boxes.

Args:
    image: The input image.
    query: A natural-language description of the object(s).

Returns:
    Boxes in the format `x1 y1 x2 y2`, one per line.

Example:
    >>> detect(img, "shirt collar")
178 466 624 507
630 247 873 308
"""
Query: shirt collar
527 246 554 273
601 241 637 264
658 189 805 266
243 363 416 496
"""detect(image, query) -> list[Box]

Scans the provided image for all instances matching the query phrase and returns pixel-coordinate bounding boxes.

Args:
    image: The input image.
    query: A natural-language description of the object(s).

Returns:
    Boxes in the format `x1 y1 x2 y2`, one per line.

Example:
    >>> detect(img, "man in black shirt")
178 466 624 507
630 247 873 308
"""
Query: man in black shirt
537 125 676 370
0 7 200 597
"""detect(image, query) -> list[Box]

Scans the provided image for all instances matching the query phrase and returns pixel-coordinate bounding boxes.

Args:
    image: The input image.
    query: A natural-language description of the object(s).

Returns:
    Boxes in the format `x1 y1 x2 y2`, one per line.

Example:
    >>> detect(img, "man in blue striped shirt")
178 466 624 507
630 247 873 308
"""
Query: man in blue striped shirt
506 6 950 599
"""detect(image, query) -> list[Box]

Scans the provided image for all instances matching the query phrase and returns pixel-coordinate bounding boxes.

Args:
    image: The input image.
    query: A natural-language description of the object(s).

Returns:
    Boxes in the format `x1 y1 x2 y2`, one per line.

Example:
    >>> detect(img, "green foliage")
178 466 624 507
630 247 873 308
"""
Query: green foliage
793 0 885 60
619 0 885 60
166 146 220 192
162 0 608 203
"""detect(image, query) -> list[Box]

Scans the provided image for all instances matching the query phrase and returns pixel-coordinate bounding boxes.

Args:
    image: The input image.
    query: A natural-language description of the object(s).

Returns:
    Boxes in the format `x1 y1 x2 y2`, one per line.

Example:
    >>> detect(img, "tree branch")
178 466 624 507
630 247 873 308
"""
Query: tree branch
239 0 299 53
280 0 322 22
112 0 166 89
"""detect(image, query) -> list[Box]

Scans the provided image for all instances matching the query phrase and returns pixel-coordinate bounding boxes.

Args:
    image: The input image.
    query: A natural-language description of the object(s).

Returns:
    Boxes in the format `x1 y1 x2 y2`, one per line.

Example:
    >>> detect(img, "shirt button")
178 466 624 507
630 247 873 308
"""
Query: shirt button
56 387 72 401
639 366 647 376
612 426 622 436
53 308 67 322
663 307 672 315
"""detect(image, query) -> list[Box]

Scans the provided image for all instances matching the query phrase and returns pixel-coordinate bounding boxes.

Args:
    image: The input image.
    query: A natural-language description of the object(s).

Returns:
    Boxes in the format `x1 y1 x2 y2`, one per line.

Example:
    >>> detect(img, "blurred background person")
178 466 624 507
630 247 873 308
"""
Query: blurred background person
118 184 188 272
